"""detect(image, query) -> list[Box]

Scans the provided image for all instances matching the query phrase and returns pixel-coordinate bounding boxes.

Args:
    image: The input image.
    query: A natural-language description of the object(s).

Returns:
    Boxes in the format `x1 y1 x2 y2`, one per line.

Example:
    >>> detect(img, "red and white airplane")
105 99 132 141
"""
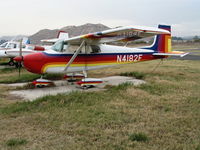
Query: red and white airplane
14 25 188 87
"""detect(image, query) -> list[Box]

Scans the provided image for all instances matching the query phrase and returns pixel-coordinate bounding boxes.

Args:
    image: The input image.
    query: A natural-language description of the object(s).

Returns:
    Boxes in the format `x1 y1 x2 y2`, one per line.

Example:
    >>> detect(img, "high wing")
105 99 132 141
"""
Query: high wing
64 26 170 45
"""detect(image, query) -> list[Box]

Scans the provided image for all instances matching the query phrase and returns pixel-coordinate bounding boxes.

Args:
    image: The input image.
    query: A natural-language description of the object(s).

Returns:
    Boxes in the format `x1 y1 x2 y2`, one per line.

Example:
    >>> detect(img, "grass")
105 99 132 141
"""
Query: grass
0 73 40 83
120 71 145 79
6 138 27 147
0 58 200 149
129 133 149 142
0 67 16 73
0 68 63 84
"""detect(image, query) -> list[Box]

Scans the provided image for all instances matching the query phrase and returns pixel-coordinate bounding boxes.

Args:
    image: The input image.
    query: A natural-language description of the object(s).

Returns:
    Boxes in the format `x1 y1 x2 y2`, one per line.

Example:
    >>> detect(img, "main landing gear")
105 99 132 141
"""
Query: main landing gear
32 76 54 88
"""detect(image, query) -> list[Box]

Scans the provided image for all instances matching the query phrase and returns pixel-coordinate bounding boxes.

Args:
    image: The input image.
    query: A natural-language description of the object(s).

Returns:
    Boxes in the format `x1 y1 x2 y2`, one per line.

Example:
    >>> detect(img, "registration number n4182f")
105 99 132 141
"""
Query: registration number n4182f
117 54 143 62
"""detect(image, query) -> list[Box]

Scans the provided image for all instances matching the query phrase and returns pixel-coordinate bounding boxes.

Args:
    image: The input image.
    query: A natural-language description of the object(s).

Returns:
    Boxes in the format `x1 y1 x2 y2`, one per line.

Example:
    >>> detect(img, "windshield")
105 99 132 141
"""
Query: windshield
7 43 17 49
52 40 64 52
0 42 8 48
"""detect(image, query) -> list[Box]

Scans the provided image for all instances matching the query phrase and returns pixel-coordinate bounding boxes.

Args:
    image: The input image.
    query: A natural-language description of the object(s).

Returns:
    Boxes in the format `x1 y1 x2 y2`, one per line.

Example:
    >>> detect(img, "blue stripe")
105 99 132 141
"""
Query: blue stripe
43 52 154 57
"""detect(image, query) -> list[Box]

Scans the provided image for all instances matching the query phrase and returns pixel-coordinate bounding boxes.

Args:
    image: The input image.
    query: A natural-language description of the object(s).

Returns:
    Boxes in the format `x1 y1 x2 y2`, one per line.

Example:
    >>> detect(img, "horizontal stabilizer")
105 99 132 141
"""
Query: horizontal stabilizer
153 51 189 57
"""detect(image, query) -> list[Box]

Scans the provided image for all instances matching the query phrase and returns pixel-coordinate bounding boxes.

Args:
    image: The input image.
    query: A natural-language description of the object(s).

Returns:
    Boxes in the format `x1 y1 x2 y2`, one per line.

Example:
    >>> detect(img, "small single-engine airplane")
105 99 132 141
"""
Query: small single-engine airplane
0 38 31 66
0 31 69 67
14 24 188 87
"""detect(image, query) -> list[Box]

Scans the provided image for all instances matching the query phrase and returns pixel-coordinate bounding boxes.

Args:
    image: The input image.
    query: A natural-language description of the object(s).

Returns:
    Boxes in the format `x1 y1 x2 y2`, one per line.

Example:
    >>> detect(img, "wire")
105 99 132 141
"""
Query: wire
150 59 164 73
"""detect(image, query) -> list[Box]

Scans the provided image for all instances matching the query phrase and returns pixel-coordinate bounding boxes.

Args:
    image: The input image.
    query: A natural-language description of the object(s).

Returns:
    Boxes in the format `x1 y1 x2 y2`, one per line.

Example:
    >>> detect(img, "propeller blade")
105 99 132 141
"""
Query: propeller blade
18 62 21 77
18 39 23 77
19 39 22 57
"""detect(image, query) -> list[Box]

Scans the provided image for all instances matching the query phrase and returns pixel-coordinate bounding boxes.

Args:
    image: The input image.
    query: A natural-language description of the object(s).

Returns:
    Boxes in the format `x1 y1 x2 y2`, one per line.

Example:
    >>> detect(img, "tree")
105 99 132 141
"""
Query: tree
193 36 200 42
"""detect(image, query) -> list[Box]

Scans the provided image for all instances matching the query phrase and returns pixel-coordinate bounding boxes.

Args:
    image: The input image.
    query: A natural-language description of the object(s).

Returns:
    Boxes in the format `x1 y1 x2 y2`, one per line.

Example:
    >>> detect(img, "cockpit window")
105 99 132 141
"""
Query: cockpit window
0 43 8 48
7 43 17 49
52 40 65 52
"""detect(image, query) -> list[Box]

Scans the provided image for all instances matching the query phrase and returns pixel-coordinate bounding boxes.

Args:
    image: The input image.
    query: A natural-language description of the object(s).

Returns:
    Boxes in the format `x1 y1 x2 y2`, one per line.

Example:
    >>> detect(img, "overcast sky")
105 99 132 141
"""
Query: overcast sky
0 0 199 37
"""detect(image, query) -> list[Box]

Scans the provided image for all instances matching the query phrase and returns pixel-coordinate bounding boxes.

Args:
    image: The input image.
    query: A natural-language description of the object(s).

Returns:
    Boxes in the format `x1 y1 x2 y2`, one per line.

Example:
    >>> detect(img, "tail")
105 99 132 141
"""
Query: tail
57 31 69 40
143 25 188 57
22 37 31 45
149 25 172 53
41 31 69 44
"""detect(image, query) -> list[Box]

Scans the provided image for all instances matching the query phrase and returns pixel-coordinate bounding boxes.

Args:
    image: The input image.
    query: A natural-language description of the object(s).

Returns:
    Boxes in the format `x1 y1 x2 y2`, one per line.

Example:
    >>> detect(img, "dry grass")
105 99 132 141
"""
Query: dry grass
172 42 200 50
0 58 200 149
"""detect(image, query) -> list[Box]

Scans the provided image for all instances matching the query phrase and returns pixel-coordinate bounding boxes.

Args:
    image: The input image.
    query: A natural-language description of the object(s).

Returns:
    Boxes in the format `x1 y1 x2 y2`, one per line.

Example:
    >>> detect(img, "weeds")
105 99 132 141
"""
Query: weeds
0 73 40 83
6 138 27 147
129 133 149 142
0 67 16 73
120 71 145 79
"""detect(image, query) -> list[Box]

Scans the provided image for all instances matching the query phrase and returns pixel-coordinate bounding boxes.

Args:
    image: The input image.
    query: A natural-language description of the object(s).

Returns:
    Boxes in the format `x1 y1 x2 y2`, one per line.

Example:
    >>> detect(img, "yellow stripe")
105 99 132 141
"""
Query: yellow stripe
42 61 133 73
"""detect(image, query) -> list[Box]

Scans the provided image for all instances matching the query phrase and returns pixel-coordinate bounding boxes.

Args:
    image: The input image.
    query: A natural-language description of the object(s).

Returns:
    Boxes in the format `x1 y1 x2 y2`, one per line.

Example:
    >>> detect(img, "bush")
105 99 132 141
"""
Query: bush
6 138 28 147
129 133 149 142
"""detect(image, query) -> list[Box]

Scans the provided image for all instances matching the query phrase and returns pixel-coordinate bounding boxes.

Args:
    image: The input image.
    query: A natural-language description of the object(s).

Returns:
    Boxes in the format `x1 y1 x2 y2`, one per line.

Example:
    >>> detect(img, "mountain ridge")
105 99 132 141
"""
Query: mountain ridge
29 23 110 44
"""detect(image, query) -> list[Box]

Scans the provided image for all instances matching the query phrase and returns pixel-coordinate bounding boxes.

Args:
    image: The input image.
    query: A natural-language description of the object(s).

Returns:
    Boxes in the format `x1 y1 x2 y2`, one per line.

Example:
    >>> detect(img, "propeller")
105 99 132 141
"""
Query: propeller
18 39 23 77
13 39 24 77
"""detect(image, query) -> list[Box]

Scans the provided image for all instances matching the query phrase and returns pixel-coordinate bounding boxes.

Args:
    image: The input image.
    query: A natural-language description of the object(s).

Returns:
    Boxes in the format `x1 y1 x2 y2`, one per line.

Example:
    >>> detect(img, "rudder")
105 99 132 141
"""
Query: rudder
148 25 172 53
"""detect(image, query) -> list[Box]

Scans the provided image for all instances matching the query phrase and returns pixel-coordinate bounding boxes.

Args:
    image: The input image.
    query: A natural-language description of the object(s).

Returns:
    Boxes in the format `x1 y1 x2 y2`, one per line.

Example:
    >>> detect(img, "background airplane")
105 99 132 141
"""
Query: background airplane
0 31 69 67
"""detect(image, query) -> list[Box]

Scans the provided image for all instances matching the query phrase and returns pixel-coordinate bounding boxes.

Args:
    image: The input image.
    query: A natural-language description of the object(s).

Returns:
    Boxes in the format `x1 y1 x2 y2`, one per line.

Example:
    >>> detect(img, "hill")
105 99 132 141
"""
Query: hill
29 23 110 44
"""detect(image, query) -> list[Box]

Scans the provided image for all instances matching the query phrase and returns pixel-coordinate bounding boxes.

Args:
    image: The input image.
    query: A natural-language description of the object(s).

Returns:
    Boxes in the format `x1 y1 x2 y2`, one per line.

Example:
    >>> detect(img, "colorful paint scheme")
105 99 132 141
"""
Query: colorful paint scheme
64 73 85 80
32 79 53 88
76 78 103 88
14 25 188 76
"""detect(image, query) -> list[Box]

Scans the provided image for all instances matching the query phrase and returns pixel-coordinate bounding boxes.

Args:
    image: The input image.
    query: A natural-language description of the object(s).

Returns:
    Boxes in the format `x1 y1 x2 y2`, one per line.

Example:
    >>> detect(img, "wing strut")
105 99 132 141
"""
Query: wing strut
63 40 85 73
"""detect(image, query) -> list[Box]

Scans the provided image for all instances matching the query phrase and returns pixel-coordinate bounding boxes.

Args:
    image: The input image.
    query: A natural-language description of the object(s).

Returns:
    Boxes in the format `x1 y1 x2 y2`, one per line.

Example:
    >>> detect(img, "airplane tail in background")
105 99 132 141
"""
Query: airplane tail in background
22 37 31 45
41 31 69 44
57 31 69 40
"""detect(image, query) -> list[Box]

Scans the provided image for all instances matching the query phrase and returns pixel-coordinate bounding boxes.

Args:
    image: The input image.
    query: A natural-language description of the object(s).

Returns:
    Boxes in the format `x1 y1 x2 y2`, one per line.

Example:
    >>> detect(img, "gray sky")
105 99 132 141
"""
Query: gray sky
0 0 199 37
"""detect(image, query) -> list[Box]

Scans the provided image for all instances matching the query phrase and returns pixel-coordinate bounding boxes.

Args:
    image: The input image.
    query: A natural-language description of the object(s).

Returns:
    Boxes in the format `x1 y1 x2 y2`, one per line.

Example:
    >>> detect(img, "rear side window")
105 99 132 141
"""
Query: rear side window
90 45 100 53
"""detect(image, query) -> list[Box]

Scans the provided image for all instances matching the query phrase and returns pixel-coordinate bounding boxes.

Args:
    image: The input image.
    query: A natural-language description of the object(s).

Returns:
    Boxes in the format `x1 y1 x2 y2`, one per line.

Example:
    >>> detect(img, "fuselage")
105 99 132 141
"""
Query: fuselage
0 42 47 58
22 44 164 74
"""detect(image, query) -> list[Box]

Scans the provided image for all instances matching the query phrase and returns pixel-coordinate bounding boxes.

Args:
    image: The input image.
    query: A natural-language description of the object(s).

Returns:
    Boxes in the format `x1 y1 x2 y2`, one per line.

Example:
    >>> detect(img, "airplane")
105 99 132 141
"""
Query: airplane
0 31 69 67
14 24 188 88
0 38 31 66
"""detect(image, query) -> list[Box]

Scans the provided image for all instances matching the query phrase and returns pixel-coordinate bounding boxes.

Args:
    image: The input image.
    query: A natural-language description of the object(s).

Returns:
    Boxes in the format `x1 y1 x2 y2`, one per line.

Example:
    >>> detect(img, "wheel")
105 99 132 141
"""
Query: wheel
36 84 45 88
82 86 88 90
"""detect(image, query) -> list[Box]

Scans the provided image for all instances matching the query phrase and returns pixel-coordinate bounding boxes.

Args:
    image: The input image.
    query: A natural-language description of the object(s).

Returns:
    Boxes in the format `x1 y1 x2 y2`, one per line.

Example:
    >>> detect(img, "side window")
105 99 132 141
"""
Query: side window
7 43 17 49
13 44 17 48
7 43 13 48
90 45 100 53
63 44 68 52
